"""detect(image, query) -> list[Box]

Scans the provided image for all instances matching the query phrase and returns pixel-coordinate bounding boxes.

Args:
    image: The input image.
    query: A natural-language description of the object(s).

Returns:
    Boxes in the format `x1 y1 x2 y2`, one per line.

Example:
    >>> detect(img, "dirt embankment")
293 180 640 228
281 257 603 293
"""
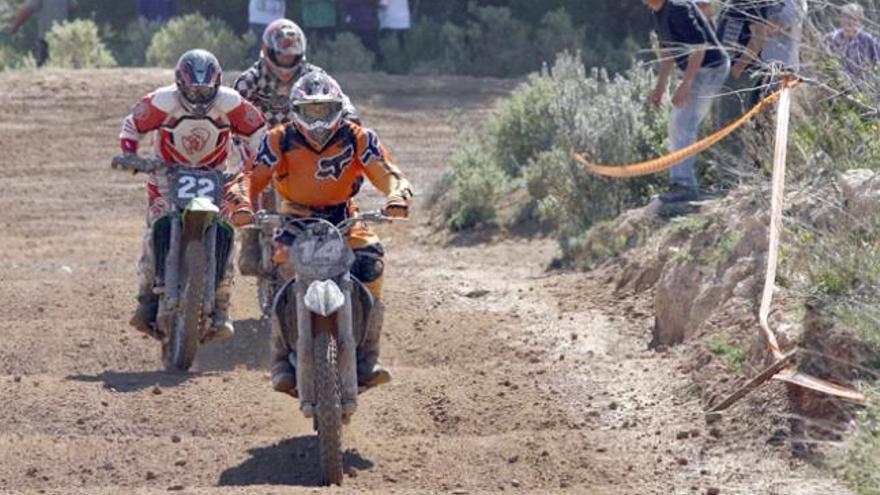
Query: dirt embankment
0 68 854 494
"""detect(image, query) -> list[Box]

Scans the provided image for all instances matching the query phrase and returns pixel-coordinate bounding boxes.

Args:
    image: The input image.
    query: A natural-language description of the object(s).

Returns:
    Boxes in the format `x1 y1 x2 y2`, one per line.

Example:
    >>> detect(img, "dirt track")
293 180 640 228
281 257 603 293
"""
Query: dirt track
0 69 854 494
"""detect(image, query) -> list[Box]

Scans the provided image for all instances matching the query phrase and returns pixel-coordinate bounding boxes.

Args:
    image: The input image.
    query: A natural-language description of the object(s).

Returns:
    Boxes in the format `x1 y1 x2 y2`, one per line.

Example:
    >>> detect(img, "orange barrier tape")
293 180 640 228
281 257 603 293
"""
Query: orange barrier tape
572 80 797 178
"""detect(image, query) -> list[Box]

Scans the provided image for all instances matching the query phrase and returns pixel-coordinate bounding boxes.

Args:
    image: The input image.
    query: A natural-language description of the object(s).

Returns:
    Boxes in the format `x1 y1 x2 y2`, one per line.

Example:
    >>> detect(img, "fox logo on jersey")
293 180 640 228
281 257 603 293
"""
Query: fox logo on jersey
316 145 354 181
254 135 280 169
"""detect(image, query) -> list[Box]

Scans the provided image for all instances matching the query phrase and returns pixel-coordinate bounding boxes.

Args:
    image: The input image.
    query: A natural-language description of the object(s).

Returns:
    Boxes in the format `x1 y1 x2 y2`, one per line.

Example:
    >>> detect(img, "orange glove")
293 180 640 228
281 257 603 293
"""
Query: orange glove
383 200 409 218
229 209 255 227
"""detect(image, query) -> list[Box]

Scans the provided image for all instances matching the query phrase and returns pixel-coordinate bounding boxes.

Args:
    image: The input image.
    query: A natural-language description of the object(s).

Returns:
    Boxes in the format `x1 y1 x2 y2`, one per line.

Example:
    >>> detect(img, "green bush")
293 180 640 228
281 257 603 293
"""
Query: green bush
438 2 534 78
310 32 375 73
103 18 163 67
843 388 880 495
146 13 251 70
0 44 36 71
444 138 510 231
535 8 586 66
440 51 666 238
45 19 117 68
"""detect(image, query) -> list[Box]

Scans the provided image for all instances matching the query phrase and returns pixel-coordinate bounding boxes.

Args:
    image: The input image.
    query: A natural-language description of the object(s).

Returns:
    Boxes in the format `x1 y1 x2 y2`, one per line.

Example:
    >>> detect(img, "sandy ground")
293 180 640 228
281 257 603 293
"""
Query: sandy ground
0 68 853 494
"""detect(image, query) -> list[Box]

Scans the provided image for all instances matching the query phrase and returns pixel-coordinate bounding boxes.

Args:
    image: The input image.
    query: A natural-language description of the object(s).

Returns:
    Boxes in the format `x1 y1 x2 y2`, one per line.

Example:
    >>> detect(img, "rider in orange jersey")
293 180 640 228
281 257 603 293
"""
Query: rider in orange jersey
229 71 412 393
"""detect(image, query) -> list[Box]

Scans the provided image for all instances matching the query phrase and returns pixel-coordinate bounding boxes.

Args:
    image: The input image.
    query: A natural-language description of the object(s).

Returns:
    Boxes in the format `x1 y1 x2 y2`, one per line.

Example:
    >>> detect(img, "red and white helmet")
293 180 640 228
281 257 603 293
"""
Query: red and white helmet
174 49 222 116
290 72 345 149
261 19 307 81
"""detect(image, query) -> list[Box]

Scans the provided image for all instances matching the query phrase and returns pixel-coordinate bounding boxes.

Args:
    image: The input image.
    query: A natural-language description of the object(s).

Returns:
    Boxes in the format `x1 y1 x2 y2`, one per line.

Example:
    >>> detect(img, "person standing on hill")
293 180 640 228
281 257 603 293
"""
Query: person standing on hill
302 0 337 46
136 0 177 22
644 0 730 203
249 0 287 60
4 0 77 67
822 3 880 81
379 0 411 52
338 0 382 62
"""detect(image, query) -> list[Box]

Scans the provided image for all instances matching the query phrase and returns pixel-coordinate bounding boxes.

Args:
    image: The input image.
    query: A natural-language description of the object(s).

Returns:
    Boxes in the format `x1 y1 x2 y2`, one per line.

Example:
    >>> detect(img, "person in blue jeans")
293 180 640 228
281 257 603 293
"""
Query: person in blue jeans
645 0 730 203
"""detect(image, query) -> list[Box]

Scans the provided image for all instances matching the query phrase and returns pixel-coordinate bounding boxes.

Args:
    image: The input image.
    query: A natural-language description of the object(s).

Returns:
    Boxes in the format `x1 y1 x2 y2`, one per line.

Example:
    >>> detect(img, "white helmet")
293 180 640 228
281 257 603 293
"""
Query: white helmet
261 19 307 82
290 72 345 149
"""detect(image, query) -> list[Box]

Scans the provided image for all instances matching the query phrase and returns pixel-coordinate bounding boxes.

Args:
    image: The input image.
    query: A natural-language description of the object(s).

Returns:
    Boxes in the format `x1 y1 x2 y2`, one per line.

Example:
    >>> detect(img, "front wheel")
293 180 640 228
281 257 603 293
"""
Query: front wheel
162 241 207 372
313 317 343 486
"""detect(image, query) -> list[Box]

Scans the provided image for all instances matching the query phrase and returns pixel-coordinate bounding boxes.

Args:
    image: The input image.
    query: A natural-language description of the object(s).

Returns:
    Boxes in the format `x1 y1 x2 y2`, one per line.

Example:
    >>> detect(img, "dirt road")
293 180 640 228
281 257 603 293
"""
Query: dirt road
0 69 852 494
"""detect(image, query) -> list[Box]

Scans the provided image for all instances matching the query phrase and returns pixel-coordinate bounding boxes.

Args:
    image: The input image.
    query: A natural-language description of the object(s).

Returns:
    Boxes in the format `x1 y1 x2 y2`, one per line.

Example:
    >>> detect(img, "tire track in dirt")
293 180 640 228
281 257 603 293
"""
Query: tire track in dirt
0 69 851 494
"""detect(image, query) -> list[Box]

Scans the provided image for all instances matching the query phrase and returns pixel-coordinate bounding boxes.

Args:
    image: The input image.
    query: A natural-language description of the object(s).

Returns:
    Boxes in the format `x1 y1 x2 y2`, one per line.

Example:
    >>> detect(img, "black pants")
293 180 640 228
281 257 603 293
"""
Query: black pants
35 38 49 67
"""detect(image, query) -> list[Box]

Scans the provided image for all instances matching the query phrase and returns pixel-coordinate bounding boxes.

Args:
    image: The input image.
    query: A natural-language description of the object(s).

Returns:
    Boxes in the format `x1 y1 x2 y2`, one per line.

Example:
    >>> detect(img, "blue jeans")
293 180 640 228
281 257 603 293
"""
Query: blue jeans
668 60 731 190
250 23 268 61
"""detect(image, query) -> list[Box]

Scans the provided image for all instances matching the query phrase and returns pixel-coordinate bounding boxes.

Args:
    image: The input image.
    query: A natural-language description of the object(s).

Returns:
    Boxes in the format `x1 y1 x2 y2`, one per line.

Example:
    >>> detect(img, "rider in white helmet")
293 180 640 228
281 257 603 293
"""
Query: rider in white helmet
235 18 358 277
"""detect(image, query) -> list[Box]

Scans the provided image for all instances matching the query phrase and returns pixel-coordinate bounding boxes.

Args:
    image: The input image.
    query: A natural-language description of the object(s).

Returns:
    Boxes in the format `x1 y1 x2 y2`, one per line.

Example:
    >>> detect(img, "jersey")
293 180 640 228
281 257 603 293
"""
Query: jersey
232 121 412 217
119 85 267 223
234 59 357 127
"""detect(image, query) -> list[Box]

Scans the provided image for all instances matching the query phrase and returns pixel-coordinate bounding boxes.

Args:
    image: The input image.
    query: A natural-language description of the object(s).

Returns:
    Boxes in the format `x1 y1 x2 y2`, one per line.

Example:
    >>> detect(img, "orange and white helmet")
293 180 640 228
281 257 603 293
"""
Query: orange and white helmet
290 72 345 149
261 19 307 81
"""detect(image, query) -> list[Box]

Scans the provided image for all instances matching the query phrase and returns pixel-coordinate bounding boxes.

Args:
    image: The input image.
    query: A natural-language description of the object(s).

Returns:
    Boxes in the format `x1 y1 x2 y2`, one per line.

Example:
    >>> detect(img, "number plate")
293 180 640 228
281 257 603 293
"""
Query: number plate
169 169 223 209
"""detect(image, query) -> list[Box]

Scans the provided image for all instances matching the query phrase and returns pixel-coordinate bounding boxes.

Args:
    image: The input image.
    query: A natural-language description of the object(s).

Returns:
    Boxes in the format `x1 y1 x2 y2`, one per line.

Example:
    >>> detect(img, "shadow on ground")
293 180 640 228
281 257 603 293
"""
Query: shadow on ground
195 318 271 372
66 370 193 392
218 436 373 486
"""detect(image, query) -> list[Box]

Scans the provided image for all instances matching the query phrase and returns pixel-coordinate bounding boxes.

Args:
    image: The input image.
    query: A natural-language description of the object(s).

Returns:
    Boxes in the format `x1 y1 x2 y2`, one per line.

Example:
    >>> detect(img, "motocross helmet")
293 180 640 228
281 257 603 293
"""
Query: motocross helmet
175 49 222 116
290 72 345 150
262 19 307 82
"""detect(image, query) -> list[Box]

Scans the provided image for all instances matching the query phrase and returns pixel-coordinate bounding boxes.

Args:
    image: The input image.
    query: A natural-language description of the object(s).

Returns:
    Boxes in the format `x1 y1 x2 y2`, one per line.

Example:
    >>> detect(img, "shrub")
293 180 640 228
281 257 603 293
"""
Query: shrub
310 32 375 73
444 138 510 231
45 19 117 68
440 52 667 238
438 2 534 78
843 388 880 495
103 18 164 67
0 44 36 71
146 14 250 70
535 8 585 67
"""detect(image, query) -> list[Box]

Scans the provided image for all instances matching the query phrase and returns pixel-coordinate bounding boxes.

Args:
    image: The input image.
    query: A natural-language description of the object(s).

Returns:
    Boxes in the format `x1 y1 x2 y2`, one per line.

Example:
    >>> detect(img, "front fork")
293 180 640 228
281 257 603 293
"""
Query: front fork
156 210 217 335
294 276 359 420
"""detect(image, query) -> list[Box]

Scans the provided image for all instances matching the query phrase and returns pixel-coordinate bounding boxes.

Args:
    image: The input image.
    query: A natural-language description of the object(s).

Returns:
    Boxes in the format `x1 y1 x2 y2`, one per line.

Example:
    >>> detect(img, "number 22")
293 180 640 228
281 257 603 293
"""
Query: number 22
178 176 215 199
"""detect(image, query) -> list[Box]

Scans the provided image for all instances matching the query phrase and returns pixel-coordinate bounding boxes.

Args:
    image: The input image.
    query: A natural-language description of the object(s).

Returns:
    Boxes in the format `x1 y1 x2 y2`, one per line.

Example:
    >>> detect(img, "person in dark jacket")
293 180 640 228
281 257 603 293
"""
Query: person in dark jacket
338 0 382 60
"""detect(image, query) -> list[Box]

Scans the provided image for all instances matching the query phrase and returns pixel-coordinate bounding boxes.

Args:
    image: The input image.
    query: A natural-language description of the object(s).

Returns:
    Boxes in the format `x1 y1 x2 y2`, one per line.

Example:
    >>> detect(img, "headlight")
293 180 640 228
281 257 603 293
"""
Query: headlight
304 279 346 316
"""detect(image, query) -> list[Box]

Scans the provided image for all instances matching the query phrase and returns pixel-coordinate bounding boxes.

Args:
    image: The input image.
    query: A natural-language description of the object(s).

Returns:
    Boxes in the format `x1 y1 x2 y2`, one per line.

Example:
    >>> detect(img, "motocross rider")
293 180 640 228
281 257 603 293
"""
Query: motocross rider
234 18 358 277
119 49 267 339
229 72 413 393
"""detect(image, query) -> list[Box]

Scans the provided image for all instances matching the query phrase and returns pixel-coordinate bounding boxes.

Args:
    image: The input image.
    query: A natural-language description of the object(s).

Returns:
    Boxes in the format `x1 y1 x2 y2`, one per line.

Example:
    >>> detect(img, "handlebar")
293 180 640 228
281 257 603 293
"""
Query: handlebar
110 154 167 174
252 210 398 235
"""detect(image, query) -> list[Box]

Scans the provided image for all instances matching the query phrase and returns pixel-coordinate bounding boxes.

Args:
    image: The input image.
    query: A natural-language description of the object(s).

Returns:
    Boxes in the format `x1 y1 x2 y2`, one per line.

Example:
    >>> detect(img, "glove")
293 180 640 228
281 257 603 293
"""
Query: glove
230 209 255 227
382 201 409 218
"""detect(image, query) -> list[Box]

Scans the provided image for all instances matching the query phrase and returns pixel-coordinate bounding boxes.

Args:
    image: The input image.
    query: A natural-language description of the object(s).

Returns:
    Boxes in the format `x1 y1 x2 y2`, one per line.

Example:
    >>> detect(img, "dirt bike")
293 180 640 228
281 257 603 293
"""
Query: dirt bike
251 210 393 486
111 154 234 372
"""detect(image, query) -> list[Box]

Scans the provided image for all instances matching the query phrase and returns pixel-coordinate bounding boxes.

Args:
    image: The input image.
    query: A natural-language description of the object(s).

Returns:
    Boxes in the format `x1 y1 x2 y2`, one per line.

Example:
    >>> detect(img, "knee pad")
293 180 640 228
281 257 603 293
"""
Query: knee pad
351 244 385 283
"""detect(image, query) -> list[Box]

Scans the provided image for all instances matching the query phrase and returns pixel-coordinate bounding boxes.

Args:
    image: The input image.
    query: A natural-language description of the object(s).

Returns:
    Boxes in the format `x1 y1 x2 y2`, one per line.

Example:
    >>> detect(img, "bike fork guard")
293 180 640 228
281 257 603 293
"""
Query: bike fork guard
294 276 359 419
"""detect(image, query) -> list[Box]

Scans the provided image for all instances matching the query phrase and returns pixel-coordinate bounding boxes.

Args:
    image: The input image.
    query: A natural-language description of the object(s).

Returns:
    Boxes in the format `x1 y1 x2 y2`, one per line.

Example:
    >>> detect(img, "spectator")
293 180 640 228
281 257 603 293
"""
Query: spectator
137 0 177 22
693 0 713 20
302 0 337 45
645 0 730 203
715 0 773 121
249 0 286 60
338 0 382 61
822 3 880 80
379 0 411 51
760 0 808 74
4 0 77 67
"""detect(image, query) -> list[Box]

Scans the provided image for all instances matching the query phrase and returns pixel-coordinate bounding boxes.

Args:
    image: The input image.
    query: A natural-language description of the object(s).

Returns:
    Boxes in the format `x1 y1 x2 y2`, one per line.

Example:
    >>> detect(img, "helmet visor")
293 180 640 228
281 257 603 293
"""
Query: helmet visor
295 101 343 126
181 85 218 105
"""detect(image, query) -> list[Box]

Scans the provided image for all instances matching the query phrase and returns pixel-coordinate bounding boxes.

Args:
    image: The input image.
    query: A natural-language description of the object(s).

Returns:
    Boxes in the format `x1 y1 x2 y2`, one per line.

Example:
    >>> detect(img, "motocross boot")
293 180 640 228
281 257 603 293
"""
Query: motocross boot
238 228 261 277
270 331 297 395
357 300 392 388
209 283 235 341
130 292 159 337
